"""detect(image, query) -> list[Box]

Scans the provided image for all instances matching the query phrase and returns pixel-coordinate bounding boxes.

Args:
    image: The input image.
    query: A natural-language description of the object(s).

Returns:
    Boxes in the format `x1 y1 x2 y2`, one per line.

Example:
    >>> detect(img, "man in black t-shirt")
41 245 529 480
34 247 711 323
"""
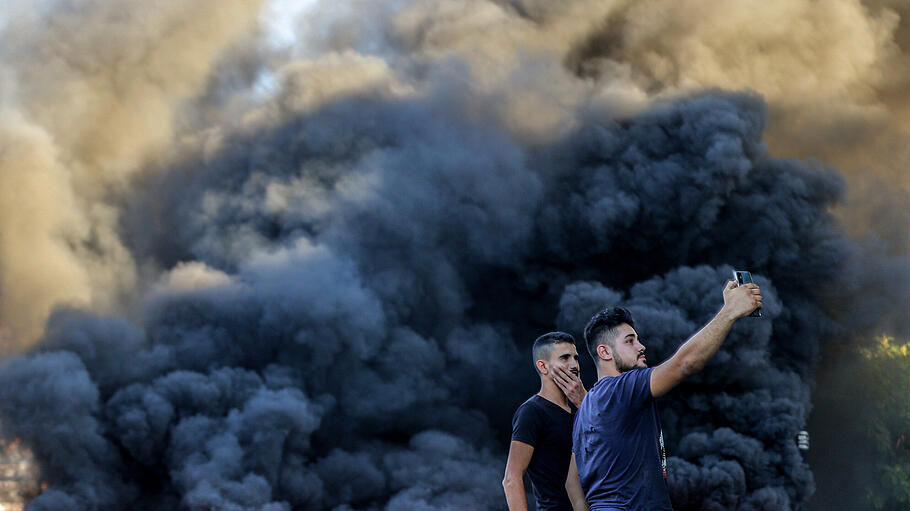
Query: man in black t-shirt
503 332 589 511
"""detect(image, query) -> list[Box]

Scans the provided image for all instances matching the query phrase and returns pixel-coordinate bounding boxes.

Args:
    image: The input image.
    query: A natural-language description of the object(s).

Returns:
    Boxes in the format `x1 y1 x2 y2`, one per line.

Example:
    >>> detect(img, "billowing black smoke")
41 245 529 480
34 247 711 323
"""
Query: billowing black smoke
0 85 896 511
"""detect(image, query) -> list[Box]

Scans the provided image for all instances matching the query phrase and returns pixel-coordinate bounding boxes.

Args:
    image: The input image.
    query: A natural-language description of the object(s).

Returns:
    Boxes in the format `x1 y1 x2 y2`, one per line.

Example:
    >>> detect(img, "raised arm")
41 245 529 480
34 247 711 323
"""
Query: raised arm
650 280 762 397
502 441 534 511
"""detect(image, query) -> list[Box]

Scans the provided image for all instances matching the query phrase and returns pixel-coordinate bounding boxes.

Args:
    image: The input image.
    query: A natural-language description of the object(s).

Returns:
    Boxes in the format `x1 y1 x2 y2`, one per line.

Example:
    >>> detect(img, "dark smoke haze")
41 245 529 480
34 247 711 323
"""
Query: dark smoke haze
0 1 908 510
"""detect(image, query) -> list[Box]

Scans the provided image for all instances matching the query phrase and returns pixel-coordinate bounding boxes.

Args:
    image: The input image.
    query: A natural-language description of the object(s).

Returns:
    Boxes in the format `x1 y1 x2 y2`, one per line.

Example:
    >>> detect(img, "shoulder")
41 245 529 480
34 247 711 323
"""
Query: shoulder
512 396 547 443
513 396 545 421
615 368 654 394
618 367 653 383
589 369 652 391
591 369 654 407
517 395 544 411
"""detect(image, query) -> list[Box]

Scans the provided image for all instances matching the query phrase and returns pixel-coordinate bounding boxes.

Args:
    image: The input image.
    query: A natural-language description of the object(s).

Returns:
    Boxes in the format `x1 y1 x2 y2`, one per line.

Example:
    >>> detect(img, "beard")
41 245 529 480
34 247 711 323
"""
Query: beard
614 350 639 373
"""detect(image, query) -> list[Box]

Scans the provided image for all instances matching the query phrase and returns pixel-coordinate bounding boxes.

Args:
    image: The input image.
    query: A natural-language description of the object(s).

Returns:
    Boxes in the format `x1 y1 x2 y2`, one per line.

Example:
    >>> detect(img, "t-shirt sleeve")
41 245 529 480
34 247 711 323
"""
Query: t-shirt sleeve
615 367 654 410
511 402 542 447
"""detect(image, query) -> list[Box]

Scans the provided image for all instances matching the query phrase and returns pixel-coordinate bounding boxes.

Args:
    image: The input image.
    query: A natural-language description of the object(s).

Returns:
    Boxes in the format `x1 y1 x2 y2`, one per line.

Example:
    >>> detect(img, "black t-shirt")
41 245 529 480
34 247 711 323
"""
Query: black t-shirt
511 394 575 511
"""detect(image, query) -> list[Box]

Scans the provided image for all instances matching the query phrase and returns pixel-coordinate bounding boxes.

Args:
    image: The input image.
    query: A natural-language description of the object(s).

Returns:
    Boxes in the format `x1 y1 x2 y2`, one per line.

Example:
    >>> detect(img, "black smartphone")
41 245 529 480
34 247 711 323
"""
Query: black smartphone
732 270 762 318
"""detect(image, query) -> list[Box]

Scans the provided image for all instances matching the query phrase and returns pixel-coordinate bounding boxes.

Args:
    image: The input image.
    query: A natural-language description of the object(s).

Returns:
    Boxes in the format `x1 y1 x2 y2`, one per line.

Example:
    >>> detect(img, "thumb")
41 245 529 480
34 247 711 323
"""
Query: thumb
725 280 737 291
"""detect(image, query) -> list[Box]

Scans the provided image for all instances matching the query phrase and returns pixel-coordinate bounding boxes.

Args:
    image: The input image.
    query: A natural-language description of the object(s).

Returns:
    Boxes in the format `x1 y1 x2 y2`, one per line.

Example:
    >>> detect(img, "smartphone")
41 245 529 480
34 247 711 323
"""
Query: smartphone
732 270 762 317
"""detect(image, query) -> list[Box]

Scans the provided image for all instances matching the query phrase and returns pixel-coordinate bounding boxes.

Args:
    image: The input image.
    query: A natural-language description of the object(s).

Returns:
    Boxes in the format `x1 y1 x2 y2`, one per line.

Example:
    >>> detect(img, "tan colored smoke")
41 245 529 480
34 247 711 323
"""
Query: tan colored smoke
334 0 909 169
0 112 92 351
0 0 266 351
560 0 910 244
381 0 910 242
384 0 646 141
275 51 412 115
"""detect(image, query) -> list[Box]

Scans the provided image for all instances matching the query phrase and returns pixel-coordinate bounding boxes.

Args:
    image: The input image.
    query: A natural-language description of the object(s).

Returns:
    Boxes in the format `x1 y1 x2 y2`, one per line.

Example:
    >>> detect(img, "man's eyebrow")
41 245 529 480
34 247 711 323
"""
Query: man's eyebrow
624 333 636 339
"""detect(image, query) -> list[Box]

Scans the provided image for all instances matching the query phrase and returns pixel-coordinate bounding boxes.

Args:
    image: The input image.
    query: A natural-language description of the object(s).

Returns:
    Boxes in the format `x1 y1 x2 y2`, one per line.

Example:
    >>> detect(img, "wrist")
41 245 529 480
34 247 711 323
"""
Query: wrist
716 306 739 324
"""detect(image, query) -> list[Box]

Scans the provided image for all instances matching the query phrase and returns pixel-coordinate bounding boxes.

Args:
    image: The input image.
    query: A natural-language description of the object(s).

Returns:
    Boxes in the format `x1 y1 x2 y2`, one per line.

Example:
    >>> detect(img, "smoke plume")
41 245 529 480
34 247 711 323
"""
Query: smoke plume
0 1 908 510
0 0 267 347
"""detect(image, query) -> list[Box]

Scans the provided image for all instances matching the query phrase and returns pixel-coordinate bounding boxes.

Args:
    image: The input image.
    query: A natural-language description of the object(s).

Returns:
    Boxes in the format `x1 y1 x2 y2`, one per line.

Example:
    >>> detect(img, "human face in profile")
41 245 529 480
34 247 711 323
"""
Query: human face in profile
609 323 647 372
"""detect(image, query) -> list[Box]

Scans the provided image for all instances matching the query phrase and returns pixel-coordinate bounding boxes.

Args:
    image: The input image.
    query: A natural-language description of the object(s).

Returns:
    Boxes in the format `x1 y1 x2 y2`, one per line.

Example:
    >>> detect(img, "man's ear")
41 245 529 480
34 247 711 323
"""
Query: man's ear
536 359 548 375
596 344 613 361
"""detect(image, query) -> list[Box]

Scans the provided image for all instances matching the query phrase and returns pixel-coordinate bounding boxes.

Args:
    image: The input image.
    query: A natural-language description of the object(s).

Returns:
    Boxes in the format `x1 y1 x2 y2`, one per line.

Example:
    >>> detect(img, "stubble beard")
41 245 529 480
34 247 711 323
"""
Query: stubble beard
614 351 638 373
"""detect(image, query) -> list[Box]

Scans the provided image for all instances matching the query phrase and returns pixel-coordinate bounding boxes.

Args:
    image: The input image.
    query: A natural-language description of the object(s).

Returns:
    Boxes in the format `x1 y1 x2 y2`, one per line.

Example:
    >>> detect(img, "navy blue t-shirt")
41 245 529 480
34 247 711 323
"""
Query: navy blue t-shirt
572 368 672 511
511 395 575 511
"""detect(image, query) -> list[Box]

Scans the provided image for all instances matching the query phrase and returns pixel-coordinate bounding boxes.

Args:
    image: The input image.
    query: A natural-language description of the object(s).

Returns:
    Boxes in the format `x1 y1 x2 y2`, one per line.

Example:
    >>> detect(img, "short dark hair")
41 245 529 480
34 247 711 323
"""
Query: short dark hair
583 307 635 360
532 332 576 371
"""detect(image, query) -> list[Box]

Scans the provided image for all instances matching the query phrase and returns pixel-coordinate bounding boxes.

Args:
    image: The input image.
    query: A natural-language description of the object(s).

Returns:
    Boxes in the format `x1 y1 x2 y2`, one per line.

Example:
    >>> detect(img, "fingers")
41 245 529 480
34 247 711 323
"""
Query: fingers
551 370 569 389
749 285 763 310
749 284 762 301
739 283 761 296
556 366 579 382
730 281 761 291
552 374 571 395
551 367 580 396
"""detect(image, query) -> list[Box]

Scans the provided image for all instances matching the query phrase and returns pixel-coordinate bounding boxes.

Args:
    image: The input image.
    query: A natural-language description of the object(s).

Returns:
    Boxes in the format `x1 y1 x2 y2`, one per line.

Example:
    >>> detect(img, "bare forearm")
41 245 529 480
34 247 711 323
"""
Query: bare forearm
566 480 588 511
503 474 529 511
673 308 737 376
566 453 589 511
652 281 760 397
568 491 589 511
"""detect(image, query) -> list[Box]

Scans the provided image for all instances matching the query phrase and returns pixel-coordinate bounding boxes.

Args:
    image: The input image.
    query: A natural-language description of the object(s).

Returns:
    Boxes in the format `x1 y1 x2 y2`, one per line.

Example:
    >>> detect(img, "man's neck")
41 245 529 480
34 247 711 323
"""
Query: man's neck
537 380 570 411
596 363 621 380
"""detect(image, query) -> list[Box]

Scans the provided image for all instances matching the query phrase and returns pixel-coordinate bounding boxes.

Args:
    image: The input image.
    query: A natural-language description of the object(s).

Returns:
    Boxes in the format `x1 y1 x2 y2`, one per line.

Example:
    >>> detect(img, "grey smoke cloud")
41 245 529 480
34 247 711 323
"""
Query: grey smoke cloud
3 85 863 510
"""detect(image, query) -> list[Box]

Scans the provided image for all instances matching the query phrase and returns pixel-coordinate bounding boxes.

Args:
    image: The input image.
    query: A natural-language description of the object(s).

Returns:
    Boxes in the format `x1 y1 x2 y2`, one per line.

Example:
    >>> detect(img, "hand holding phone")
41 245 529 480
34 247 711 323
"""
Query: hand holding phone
732 270 762 318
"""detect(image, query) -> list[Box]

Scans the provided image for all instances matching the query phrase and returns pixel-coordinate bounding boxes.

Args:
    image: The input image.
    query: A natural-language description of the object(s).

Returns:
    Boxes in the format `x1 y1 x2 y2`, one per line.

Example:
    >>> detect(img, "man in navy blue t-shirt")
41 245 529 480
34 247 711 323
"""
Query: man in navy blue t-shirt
503 332 589 511
573 280 762 510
